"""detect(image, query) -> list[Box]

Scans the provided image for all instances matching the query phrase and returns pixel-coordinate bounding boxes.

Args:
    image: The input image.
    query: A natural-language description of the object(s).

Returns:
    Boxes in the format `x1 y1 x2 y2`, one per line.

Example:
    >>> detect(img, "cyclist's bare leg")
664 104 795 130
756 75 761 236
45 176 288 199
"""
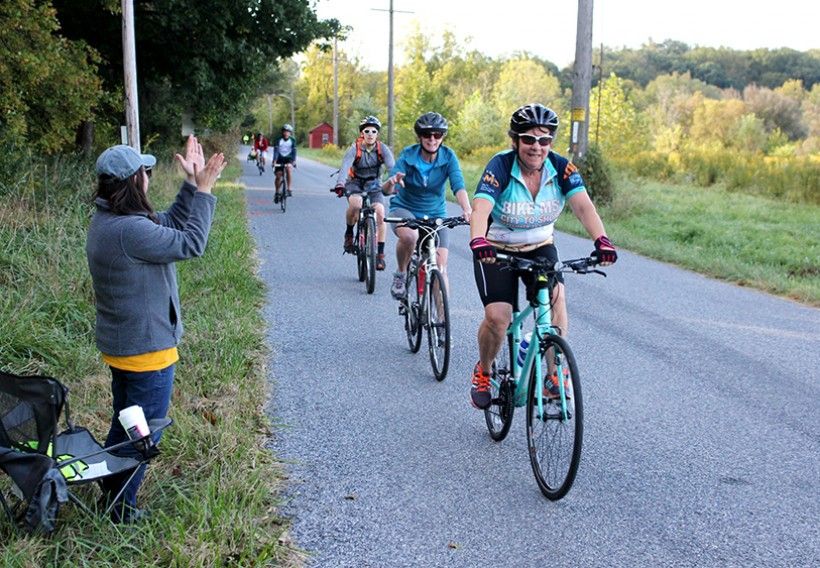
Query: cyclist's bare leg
274 170 283 194
374 203 386 242
478 302 513 372
395 226 418 273
551 283 567 337
286 164 293 191
346 194 363 225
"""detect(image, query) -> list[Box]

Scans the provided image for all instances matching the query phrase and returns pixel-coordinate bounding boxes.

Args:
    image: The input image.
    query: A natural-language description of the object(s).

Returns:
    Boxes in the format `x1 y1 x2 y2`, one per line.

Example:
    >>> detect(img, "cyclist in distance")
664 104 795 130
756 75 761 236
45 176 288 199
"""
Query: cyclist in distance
383 111 472 299
334 115 395 270
252 132 269 170
273 124 297 204
467 103 618 409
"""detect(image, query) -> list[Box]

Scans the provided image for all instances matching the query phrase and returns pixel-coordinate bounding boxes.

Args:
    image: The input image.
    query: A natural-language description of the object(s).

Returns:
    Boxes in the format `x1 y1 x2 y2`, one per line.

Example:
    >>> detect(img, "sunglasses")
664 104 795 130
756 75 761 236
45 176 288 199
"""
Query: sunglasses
518 134 553 147
420 131 444 140
362 129 378 135
145 168 153 179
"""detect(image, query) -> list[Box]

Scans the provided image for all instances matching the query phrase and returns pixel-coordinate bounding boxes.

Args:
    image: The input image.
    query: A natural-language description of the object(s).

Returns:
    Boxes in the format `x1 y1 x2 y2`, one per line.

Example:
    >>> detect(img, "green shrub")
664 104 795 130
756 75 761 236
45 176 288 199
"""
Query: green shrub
578 143 615 205
621 151 676 180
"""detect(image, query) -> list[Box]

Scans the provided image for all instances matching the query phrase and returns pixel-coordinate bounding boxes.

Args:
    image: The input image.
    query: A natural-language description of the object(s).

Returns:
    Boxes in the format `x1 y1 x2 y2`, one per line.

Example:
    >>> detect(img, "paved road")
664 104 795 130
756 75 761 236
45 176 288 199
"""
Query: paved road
241 150 820 567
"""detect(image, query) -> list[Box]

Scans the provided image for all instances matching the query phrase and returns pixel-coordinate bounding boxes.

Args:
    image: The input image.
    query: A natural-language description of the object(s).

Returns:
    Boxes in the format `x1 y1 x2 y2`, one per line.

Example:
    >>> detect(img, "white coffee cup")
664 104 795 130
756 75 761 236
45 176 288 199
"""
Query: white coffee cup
118 405 150 442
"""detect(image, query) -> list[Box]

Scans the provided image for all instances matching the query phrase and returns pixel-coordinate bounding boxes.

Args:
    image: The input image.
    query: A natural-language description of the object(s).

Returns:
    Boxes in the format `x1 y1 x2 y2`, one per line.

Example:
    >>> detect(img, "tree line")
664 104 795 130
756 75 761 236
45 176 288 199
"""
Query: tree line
0 0 334 156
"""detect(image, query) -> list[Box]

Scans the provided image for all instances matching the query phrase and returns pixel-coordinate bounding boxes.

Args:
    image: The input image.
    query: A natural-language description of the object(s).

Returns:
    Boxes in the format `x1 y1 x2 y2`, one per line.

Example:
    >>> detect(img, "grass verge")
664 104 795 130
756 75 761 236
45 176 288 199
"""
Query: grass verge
301 147 819 305
0 154 296 566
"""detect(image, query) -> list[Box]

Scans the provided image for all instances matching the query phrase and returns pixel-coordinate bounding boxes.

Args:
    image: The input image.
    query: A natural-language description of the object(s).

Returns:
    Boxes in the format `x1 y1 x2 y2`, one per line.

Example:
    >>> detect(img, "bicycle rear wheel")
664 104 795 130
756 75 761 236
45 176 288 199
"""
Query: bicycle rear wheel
484 334 515 441
426 269 450 381
404 263 422 353
364 215 376 294
525 334 583 500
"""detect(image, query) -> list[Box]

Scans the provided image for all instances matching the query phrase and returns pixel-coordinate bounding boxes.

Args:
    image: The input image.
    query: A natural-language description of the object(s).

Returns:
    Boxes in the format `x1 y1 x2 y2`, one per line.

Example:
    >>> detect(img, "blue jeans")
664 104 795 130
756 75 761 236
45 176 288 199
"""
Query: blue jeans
102 364 175 509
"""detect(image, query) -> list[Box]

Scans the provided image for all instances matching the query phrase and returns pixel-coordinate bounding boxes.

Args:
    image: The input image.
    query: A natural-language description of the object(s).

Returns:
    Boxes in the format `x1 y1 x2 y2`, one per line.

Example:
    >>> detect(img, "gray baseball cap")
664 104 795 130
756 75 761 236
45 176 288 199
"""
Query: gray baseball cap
96 145 157 180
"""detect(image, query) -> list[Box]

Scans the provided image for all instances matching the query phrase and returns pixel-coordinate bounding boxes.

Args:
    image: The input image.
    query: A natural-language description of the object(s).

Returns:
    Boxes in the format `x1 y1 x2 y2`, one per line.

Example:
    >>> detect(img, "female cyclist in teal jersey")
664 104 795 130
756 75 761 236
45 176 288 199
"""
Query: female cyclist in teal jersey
467 103 618 409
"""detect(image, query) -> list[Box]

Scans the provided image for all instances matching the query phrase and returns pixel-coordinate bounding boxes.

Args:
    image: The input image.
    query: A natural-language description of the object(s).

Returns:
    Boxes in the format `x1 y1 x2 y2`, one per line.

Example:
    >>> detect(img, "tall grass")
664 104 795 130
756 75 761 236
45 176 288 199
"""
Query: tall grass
0 150 296 566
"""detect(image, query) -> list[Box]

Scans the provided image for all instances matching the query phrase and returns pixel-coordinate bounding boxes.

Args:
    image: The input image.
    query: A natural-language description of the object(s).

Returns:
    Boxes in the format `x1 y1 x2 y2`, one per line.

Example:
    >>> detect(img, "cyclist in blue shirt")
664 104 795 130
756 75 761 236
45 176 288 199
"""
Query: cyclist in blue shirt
383 112 472 299
467 103 618 409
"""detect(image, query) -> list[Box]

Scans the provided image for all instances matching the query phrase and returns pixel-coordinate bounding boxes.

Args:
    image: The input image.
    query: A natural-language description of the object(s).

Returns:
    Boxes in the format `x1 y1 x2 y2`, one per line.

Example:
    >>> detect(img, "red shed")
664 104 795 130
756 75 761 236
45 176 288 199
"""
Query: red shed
308 122 334 148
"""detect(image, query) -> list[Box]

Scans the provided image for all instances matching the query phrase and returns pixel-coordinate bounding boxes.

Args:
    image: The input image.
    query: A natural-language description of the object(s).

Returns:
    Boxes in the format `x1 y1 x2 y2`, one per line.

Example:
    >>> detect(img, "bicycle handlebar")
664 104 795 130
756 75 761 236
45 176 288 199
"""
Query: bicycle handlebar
495 253 607 277
384 216 469 230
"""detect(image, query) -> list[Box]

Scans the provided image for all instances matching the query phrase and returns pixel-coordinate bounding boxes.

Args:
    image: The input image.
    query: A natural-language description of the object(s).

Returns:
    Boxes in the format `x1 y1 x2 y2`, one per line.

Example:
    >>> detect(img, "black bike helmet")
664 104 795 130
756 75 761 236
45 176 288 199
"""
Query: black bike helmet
509 103 559 135
413 112 448 137
359 115 382 132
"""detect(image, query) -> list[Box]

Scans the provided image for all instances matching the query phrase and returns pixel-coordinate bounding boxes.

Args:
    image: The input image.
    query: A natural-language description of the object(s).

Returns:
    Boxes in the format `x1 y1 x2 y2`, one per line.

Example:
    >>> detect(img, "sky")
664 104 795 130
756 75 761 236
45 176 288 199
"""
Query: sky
312 0 819 71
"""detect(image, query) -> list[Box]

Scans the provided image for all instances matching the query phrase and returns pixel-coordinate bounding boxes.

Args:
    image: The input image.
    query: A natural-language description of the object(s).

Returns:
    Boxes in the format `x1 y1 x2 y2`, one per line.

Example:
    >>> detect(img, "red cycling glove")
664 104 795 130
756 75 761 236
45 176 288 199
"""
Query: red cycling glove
333 185 345 197
592 235 617 265
470 237 497 262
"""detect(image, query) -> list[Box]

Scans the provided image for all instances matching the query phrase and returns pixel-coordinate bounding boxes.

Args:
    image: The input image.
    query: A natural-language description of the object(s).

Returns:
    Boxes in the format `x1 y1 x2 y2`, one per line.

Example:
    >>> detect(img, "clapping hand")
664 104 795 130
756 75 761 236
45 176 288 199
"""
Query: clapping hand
194 152 228 194
174 135 205 184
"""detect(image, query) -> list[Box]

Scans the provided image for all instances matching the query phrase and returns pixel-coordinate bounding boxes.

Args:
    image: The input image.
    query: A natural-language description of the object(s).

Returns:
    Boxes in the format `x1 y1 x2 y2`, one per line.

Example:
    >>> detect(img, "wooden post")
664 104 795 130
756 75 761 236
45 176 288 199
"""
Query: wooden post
570 0 593 160
333 35 339 146
122 0 140 151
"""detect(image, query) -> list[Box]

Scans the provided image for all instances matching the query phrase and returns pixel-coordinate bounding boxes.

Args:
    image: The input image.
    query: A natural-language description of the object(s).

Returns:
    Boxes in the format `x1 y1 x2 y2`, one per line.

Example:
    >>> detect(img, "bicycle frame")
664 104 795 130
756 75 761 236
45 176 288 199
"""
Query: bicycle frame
499 279 571 420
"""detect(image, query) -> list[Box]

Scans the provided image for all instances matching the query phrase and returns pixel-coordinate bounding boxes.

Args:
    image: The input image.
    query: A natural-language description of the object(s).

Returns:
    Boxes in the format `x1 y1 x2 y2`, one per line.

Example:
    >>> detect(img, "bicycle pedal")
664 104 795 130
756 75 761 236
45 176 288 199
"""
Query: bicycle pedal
398 304 407 315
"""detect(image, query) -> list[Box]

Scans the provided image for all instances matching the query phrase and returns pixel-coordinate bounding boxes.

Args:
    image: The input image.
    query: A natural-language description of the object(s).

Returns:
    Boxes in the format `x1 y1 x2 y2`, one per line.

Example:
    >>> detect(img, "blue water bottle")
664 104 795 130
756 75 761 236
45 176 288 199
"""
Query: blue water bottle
516 332 532 367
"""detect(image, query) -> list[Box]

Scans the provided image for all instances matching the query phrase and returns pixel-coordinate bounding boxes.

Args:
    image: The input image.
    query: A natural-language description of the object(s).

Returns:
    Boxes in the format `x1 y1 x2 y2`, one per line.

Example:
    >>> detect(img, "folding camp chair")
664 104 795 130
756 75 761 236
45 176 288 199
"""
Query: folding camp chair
0 370 171 534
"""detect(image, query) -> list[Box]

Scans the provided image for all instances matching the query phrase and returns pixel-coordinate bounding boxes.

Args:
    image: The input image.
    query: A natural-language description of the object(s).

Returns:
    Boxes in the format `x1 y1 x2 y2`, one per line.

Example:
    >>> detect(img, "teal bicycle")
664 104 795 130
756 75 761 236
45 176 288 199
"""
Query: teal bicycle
484 253 606 500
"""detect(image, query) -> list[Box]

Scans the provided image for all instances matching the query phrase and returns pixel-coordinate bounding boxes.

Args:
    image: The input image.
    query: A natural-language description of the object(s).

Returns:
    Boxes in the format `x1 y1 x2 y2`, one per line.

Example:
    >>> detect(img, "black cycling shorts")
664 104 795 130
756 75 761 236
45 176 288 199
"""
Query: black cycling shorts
473 243 564 307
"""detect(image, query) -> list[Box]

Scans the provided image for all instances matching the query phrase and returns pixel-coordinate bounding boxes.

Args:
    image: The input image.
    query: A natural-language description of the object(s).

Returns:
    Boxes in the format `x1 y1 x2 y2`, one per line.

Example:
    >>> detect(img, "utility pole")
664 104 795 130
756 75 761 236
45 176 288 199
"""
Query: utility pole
387 0 394 147
122 0 140 151
372 1 412 148
595 43 604 144
274 92 296 133
570 0 594 160
333 34 339 145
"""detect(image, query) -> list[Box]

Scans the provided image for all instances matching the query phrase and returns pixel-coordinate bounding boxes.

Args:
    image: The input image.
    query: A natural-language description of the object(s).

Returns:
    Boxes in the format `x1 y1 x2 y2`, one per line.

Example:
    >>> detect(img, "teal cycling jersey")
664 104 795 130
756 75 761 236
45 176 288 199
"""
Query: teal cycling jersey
389 144 466 218
474 150 585 247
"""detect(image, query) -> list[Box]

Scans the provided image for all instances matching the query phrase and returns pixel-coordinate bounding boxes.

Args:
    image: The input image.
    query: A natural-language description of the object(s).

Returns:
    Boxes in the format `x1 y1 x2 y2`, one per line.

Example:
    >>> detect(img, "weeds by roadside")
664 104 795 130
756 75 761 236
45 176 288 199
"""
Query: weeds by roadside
0 151 296 566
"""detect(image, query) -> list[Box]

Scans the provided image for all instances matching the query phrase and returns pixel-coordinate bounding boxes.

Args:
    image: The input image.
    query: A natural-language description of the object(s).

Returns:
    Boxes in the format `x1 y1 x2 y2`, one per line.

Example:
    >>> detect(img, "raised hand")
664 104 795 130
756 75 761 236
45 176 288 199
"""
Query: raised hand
194 152 227 194
174 135 205 184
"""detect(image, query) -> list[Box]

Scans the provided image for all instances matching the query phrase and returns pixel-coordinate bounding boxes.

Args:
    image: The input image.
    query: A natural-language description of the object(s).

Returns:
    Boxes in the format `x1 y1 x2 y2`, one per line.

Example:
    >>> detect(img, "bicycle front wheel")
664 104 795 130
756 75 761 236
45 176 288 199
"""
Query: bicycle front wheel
485 334 515 441
364 215 376 294
427 269 450 381
404 266 422 353
525 334 583 501
280 175 288 212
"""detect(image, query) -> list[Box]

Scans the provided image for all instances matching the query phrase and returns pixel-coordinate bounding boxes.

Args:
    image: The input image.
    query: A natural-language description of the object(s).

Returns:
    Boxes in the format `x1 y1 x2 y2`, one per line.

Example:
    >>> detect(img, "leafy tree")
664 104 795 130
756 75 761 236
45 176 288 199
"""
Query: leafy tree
689 98 748 149
295 44 370 147
0 0 104 153
52 0 333 144
743 84 806 140
589 74 647 158
450 90 504 156
492 58 562 119
730 113 768 153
